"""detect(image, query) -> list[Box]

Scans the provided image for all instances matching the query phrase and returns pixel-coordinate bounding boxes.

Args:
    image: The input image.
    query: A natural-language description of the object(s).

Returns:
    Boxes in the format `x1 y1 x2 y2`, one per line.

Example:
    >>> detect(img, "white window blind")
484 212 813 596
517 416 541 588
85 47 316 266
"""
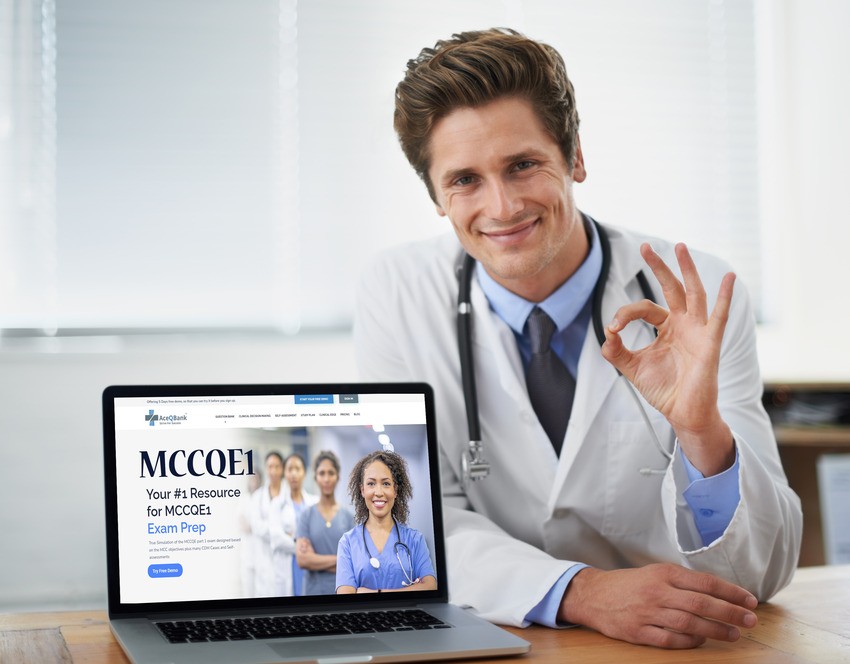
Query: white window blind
2 0 299 331
544 0 762 306
0 0 760 332
1 0 57 328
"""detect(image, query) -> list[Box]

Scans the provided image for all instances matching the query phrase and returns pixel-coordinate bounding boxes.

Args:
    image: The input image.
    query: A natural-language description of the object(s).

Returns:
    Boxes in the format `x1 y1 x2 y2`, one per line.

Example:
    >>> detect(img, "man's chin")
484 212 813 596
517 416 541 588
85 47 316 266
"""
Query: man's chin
481 256 544 283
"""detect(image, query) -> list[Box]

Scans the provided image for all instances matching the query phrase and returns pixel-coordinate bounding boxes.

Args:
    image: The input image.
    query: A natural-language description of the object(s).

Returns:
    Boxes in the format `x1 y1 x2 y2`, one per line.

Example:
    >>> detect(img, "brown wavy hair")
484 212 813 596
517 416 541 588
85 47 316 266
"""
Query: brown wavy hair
394 27 580 202
347 450 412 525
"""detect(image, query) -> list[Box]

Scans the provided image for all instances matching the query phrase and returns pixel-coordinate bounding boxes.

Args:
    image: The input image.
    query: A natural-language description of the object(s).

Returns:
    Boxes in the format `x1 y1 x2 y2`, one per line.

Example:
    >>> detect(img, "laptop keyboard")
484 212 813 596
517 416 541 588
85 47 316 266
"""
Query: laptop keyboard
155 609 450 643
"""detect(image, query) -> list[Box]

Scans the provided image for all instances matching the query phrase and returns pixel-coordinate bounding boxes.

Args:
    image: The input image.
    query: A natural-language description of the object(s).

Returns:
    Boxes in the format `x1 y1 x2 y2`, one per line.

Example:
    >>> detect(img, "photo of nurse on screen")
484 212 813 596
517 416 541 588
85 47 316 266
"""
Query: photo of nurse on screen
336 451 437 594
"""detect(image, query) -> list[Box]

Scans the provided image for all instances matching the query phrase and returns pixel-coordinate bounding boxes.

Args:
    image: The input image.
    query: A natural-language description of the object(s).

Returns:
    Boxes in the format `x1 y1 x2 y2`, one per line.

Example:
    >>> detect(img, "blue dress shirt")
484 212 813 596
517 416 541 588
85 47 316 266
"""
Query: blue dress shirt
476 220 741 626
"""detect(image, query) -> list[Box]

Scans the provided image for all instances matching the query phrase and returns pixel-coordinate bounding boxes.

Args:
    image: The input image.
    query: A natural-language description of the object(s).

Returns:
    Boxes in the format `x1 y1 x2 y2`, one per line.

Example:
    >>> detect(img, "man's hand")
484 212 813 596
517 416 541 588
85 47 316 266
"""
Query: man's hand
559 564 758 649
601 242 737 476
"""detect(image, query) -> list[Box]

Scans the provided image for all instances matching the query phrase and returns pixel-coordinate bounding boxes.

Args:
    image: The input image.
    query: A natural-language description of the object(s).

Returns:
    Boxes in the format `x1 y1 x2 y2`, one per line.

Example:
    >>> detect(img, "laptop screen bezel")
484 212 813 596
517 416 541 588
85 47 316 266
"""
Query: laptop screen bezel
103 382 449 617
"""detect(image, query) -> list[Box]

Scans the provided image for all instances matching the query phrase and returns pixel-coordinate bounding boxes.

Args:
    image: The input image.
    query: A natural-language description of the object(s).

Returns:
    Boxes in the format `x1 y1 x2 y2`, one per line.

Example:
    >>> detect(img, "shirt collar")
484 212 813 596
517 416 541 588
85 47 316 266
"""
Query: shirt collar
476 217 603 335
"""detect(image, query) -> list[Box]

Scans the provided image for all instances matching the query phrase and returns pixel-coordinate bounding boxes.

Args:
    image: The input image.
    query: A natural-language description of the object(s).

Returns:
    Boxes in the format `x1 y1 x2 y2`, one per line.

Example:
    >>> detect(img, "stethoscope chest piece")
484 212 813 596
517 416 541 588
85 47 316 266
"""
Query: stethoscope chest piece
369 556 380 569
461 442 490 484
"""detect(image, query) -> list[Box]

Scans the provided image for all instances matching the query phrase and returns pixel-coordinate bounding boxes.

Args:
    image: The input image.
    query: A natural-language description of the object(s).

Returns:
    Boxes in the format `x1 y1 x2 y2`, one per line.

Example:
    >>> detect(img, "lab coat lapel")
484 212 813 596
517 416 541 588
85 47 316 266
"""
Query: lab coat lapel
469 277 526 403
550 226 654 503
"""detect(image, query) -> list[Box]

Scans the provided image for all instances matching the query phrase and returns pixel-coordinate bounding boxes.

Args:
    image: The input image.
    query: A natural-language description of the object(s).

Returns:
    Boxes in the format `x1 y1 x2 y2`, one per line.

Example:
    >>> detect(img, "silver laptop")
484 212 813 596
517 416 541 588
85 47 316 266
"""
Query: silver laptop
103 382 529 663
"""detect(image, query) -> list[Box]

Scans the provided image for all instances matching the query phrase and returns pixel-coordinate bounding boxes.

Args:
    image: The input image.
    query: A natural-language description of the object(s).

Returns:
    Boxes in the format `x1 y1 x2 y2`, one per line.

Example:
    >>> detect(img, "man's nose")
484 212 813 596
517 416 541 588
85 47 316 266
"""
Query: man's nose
483 179 523 221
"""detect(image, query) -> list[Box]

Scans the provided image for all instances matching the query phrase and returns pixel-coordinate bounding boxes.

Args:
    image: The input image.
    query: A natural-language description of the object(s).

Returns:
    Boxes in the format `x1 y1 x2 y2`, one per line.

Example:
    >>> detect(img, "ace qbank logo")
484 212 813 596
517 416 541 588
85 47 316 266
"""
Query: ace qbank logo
145 409 187 427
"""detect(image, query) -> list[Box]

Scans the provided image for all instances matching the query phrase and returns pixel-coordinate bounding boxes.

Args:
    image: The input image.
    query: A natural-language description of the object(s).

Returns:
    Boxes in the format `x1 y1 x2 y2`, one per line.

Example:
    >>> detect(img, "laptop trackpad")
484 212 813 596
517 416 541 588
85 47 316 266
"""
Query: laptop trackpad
269 635 394 661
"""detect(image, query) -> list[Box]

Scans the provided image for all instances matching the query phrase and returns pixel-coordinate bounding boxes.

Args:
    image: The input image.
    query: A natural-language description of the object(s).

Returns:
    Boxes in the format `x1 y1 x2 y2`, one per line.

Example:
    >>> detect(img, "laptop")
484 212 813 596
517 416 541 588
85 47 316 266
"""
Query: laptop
103 382 530 663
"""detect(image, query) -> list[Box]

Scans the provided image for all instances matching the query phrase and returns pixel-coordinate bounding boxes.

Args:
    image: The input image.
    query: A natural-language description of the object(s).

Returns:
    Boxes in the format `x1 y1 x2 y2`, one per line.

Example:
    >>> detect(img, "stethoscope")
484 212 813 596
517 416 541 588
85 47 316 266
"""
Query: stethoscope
362 517 416 587
457 218 674 484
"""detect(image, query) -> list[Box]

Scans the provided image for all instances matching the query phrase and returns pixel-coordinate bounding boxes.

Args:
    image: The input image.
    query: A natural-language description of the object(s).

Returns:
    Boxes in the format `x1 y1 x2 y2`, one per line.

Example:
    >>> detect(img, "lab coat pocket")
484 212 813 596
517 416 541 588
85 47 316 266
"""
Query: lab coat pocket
602 419 669 538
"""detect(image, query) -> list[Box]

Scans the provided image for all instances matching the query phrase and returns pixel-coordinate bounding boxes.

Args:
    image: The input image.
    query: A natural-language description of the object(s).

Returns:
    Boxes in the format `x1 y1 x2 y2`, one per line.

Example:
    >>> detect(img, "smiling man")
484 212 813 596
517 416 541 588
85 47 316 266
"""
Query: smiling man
353 28 801 649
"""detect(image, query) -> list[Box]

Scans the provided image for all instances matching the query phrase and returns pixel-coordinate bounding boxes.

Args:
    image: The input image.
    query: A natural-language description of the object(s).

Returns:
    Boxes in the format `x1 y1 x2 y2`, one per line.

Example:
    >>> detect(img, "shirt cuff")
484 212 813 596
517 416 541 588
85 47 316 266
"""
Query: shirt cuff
681 448 741 547
524 564 589 628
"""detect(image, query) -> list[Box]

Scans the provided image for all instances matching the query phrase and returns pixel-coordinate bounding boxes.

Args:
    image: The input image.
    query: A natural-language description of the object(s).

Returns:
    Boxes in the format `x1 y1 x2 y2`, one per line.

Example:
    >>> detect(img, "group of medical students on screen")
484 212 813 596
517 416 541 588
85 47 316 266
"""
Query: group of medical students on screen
244 448 436 597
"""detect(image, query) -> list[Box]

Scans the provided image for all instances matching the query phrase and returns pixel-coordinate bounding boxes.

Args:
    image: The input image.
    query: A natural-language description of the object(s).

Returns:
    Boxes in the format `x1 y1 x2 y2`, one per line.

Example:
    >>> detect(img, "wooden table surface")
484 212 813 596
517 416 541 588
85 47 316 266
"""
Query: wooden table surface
2 565 848 663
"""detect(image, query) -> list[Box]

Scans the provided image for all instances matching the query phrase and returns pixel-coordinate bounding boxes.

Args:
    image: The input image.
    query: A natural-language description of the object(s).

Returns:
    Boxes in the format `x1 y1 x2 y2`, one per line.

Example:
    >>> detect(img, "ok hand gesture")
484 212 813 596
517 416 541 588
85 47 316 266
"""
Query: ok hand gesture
601 243 736 476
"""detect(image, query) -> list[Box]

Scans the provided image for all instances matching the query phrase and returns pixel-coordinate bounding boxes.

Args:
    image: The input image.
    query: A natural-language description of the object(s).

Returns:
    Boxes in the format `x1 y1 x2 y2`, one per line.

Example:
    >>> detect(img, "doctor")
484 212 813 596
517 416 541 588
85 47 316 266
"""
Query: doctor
249 451 294 597
354 28 802 649
336 451 437 594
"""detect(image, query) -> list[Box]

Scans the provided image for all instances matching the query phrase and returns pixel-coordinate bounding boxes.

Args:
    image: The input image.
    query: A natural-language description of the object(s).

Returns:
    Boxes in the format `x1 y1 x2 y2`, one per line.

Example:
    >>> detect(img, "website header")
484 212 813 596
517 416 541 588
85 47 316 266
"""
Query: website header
114 393 426 431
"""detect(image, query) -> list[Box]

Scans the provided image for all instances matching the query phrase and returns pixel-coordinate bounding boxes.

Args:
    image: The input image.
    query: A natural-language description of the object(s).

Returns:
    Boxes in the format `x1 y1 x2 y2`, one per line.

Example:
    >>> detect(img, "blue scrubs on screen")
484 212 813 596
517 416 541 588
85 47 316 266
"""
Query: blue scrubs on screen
336 523 435 591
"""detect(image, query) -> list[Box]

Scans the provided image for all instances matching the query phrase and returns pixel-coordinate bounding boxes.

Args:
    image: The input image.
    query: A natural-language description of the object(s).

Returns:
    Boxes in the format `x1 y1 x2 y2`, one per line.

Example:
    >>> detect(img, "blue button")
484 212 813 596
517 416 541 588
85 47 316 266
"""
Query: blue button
699 509 714 518
294 394 333 404
148 563 183 578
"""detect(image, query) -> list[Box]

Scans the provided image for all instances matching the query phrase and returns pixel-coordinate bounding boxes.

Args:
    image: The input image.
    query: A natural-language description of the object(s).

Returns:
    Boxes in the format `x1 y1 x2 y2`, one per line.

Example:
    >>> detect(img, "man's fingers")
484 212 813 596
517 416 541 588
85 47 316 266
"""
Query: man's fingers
670 565 758 610
709 272 736 338
653 608 742 643
600 325 634 374
674 243 708 317
608 300 668 333
602 300 666 376
640 243 686 311
641 243 717 322
636 625 706 650
673 590 757 631
661 567 758 630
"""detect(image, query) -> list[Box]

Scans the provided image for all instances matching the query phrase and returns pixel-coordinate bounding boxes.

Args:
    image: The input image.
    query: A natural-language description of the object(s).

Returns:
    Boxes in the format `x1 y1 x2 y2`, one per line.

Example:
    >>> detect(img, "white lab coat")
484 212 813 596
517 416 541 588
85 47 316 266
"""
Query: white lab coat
249 486 317 597
353 224 802 626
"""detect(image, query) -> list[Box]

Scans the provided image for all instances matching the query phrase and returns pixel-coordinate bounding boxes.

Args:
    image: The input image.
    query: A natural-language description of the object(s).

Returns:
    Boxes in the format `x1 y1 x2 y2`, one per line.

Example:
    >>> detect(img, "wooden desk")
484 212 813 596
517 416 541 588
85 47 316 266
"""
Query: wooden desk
2 565 849 663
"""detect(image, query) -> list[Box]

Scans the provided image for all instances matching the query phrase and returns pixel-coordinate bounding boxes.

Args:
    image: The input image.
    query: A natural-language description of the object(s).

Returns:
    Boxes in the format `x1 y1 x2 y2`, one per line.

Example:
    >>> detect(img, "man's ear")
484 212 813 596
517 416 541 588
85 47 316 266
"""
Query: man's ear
435 203 447 217
571 135 587 183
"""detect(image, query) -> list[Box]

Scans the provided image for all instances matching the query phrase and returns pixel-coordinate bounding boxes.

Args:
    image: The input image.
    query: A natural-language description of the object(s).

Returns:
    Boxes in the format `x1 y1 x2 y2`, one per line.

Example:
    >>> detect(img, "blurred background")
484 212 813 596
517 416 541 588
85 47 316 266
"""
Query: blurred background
2 0 849 611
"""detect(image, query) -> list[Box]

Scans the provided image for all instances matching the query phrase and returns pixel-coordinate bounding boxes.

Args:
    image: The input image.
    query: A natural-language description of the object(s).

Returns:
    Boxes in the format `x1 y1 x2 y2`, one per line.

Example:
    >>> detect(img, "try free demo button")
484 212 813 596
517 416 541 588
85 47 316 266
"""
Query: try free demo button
148 563 183 578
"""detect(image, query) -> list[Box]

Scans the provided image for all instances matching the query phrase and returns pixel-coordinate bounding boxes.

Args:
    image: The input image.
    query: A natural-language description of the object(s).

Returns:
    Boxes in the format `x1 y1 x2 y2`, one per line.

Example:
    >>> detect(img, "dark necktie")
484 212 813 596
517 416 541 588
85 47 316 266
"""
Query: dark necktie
525 307 575 455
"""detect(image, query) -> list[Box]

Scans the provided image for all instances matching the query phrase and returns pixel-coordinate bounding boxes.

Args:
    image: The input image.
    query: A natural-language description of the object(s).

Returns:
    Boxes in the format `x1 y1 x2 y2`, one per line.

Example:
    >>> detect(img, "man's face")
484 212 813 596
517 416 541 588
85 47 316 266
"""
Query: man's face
427 96 587 302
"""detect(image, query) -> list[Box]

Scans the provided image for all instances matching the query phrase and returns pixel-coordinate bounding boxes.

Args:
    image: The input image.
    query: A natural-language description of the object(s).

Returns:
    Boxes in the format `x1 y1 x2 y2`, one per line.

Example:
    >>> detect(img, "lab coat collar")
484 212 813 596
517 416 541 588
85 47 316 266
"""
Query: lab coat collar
603 224 659 301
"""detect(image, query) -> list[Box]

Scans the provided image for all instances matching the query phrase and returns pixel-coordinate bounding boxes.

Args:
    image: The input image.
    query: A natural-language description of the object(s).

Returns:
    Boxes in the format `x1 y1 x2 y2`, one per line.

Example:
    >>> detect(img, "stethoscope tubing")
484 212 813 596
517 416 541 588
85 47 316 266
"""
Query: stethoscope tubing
361 517 415 586
457 251 481 443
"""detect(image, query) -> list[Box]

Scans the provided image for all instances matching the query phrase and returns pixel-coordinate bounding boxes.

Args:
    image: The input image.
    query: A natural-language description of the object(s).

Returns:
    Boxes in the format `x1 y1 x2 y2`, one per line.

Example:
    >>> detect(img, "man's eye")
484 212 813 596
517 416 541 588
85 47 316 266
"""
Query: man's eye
515 160 534 171
454 175 474 186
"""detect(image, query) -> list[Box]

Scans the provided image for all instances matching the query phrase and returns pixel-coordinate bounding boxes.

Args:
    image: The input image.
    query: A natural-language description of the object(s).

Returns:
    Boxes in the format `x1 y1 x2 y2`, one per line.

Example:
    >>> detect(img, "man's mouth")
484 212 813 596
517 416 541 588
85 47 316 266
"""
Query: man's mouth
481 218 539 245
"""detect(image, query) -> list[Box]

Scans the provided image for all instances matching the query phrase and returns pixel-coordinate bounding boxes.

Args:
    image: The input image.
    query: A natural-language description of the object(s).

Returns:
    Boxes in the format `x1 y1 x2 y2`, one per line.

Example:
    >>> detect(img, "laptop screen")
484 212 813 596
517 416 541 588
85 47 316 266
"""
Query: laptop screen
103 383 446 614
